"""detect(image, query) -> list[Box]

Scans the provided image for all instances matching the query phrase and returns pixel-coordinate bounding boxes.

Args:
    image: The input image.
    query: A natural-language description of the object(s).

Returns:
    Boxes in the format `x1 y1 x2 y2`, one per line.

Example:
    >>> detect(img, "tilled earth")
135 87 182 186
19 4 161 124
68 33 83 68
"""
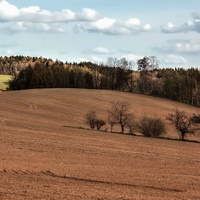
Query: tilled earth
0 89 200 199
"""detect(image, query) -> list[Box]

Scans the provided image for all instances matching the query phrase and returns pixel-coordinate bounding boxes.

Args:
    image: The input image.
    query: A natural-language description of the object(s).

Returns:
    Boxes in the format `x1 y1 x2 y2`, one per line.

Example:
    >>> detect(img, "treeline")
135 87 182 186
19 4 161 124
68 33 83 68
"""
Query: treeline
3 56 200 107
0 55 54 75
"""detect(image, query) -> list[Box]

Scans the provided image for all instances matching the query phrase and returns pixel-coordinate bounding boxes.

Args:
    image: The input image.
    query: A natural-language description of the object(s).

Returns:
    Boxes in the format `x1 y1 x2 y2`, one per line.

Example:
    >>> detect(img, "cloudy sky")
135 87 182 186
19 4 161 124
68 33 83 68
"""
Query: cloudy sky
0 0 200 68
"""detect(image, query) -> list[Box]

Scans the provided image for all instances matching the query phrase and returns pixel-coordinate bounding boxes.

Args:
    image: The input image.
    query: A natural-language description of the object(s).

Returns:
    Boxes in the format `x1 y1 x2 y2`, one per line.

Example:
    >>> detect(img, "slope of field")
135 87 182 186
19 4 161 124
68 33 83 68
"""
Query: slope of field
0 89 200 199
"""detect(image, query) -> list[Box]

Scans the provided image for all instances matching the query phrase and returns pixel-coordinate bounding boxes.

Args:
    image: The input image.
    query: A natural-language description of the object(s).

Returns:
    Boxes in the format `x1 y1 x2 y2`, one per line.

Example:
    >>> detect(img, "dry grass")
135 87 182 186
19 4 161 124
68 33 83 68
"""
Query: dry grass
0 75 12 90
0 88 200 199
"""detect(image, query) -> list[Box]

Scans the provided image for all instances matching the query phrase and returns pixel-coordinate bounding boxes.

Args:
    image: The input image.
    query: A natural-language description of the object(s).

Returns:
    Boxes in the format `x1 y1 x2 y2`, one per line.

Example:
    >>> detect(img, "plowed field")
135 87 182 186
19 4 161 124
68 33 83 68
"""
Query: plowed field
0 89 200 199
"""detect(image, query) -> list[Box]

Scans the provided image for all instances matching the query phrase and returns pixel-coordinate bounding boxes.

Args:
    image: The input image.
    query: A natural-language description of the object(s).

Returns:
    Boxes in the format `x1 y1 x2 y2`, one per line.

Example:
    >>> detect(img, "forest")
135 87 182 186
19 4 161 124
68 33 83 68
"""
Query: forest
1 55 200 107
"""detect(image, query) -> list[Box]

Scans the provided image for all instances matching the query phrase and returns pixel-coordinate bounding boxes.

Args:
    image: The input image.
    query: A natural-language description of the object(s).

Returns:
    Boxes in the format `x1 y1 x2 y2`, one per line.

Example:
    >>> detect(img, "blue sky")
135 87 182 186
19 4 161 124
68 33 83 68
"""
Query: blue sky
0 0 200 68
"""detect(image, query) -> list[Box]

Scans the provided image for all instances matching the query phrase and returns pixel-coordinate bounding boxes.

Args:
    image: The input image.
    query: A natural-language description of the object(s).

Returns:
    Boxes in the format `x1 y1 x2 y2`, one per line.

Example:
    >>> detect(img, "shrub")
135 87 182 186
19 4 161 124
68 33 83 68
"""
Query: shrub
95 119 106 130
191 113 200 124
126 114 137 134
84 110 106 130
139 116 166 137
84 110 96 129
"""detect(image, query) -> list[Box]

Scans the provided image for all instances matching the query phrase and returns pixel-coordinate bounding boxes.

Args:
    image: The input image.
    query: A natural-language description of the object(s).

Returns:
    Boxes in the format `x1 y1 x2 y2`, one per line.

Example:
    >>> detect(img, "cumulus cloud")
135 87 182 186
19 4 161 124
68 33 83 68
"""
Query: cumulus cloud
162 54 187 64
75 8 100 22
92 47 111 54
161 12 200 33
0 0 19 21
75 17 152 35
175 40 200 53
0 0 100 34
0 0 151 35
161 22 180 33
122 53 143 62
0 0 100 23
0 22 66 34
154 39 200 55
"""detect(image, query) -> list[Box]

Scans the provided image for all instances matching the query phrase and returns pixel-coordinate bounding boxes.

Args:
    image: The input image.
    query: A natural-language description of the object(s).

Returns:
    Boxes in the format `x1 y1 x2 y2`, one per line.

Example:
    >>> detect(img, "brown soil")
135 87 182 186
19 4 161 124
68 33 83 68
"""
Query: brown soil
0 88 200 199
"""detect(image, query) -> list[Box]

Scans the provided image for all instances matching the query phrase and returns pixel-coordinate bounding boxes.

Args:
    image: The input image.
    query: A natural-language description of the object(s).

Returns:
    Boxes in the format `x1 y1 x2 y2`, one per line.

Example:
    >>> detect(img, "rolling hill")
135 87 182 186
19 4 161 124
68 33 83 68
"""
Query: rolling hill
0 89 200 199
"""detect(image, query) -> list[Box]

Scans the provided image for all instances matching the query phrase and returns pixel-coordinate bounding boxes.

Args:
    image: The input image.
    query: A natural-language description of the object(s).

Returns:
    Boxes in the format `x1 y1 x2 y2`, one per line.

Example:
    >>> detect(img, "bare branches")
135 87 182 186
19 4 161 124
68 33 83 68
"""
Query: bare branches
126 114 137 134
84 110 106 130
84 110 97 130
107 101 134 133
166 109 198 140
137 56 159 72
84 106 199 142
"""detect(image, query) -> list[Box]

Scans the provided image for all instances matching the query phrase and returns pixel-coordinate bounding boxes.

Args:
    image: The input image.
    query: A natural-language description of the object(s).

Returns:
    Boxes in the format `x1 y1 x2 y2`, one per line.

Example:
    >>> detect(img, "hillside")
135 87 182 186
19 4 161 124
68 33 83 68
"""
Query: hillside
3 55 200 107
0 89 200 199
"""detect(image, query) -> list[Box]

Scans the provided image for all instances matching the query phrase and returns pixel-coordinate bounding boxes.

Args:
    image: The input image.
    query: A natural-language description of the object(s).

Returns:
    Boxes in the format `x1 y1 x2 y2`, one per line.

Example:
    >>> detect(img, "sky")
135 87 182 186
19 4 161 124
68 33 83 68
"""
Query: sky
0 0 200 69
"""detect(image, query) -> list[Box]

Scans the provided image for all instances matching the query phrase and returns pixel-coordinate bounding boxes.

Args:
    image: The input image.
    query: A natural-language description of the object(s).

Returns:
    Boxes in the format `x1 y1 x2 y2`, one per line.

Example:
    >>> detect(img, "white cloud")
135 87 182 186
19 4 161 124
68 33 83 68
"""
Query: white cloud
162 54 187 64
0 1 101 34
93 18 116 30
75 8 100 21
65 55 104 63
0 1 151 35
143 24 151 31
125 18 141 27
161 22 179 33
122 53 143 62
175 40 200 53
161 12 200 33
0 0 19 20
0 22 66 34
0 1 100 23
76 17 152 35
76 17 117 34
92 47 111 54
154 39 200 54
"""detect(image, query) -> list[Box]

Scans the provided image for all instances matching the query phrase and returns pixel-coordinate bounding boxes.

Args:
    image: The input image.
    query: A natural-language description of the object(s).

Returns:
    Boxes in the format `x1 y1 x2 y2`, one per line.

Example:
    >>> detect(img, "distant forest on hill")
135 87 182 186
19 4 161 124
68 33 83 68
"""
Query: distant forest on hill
1 55 200 107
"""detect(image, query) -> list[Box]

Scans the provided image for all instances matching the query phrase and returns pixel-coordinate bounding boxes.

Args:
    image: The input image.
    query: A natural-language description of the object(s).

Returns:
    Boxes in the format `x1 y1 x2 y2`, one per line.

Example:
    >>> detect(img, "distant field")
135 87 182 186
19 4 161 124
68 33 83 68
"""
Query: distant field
0 88 200 199
0 74 12 90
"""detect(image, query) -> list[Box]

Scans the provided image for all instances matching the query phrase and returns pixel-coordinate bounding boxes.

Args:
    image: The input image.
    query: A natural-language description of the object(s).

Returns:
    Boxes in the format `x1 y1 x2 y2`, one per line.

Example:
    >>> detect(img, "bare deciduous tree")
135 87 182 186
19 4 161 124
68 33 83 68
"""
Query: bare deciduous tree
166 109 198 140
107 101 133 133
107 114 117 133
137 56 159 72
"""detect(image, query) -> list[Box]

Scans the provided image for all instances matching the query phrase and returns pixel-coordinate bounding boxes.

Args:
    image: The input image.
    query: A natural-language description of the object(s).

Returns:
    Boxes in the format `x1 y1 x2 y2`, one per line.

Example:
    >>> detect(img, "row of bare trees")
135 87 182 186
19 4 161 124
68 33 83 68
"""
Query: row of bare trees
84 101 200 141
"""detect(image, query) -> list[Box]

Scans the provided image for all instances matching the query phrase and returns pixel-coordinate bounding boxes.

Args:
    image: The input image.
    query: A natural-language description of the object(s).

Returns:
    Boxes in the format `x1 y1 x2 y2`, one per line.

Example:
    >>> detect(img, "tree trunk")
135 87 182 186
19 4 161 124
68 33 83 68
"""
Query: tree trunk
110 125 113 133
121 124 124 133
181 132 185 140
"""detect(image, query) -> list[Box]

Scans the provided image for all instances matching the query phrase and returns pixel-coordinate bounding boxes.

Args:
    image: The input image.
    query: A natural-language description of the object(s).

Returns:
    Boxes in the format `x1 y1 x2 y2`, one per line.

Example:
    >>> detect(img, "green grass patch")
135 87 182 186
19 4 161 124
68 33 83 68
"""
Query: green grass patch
0 75 12 90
